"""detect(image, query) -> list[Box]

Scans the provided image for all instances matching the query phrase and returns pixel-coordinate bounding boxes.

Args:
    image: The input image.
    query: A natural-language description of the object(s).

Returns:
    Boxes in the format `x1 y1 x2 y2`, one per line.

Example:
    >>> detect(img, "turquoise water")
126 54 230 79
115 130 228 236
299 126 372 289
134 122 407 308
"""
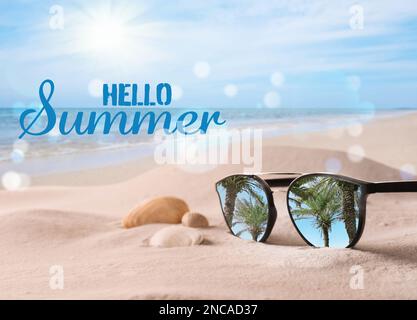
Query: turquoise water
0 106 412 174
0 106 377 157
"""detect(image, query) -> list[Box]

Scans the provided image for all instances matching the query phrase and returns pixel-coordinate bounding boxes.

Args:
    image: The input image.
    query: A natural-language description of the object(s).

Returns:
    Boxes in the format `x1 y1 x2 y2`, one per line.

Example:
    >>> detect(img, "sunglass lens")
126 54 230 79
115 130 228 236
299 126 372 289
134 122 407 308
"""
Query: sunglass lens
287 175 364 248
216 175 270 241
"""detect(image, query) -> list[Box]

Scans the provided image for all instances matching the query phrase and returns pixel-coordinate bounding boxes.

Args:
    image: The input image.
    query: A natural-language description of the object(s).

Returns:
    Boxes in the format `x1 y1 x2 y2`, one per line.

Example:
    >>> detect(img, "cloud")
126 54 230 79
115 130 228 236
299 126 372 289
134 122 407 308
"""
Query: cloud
1 0 417 108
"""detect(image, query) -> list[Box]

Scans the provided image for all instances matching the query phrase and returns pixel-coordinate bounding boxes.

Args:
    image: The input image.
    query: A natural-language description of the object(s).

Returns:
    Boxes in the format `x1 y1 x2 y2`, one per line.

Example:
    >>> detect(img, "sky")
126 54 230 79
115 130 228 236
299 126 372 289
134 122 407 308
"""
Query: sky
1 0 417 110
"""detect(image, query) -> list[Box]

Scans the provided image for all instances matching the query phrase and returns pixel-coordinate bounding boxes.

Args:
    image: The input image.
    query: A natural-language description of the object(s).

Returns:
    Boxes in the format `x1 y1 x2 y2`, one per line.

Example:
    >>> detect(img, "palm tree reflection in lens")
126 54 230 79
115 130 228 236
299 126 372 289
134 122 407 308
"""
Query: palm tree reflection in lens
217 176 269 241
235 194 268 241
288 175 362 248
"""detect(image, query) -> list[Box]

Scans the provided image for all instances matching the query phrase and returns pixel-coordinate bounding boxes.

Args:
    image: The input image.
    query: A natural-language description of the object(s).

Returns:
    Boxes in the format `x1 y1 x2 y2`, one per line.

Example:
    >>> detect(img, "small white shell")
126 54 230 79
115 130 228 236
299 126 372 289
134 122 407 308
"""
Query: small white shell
148 226 204 248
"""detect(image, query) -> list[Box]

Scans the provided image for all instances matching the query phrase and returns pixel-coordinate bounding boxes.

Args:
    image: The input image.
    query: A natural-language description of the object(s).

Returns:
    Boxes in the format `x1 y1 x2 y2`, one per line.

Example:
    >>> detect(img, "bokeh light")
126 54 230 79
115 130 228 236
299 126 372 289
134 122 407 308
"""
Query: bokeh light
193 61 211 78
171 85 183 101
88 79 105 98
400 164 416 180
10 149 25 163
347 145 365 162
263 91 281 108
325 157 342 173
2 171 30 191
224 84 238 98
270 72 285 87
347 121 363 137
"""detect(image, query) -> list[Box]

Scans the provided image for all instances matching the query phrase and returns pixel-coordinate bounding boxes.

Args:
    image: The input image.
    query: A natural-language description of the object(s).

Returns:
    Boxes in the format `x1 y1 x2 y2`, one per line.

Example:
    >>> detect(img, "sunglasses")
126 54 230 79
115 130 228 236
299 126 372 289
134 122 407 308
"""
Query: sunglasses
215 173 417 248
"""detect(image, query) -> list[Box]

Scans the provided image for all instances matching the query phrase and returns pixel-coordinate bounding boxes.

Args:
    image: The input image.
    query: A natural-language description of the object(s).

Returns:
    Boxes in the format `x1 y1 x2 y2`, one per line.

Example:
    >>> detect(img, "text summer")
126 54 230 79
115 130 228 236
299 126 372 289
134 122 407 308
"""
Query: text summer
19 80 226 139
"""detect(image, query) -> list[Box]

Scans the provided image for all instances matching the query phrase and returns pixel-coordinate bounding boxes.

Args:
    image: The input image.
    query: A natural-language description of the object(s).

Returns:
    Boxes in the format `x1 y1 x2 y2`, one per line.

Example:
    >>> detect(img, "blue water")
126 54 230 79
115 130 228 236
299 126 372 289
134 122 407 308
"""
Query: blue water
0 106 413 174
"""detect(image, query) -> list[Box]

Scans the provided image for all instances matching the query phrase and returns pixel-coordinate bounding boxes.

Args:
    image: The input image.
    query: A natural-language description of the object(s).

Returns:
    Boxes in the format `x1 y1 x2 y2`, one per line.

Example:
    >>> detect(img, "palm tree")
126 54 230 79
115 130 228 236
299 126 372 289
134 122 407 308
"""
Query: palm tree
288 176 321 208
218 176 259 225
234 197 269 241
338 182 357 243
318 178 358 243
290 185 342 247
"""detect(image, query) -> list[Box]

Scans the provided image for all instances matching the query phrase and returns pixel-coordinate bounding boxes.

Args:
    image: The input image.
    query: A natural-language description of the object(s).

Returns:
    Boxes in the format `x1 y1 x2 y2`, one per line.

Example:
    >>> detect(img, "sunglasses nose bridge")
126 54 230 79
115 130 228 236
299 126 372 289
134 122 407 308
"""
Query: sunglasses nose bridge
270 188 290 211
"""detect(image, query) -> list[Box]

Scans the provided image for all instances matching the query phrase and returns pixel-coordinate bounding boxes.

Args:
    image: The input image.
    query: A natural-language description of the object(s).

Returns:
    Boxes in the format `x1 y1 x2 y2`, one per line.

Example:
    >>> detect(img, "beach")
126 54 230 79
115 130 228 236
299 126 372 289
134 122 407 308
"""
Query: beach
1 111 417 299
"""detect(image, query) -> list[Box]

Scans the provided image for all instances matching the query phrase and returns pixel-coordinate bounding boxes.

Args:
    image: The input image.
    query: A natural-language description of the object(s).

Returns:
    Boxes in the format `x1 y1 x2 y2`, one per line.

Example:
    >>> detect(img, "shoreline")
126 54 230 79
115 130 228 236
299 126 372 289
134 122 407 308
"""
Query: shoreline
3 109 416 188
1 109 415 182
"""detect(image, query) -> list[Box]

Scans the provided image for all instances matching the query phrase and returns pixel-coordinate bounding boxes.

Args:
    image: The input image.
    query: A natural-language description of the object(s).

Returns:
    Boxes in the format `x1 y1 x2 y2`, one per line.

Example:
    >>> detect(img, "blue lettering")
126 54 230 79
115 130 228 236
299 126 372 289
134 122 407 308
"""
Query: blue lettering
19 79 57 138
103 84 117 106
118 84 131 106
18 80 226 139
157 83 172 106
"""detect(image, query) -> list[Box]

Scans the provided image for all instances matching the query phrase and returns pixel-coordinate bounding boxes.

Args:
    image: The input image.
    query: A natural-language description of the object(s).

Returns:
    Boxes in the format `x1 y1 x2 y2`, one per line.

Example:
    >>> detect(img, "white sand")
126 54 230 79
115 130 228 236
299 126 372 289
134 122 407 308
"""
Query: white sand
1 113 417 299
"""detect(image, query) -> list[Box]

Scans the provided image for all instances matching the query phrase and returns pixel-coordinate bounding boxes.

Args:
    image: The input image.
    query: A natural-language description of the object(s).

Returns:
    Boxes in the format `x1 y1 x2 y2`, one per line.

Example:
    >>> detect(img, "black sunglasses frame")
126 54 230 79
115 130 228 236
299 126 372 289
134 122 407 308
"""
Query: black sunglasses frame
285 173 368 248
215 174 278 242
216 172 417 248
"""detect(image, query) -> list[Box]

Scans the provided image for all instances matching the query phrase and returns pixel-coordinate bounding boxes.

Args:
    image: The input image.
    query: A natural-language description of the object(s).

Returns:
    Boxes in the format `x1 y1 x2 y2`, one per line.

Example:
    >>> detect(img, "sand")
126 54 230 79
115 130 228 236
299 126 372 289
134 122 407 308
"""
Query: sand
1 113 417 299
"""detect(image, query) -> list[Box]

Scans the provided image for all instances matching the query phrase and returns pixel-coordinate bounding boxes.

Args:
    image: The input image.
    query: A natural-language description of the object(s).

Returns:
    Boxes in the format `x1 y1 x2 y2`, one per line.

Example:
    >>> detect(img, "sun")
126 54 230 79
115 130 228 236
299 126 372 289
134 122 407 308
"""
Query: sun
73 3 141 62
82 15 129 55
72 3 161 67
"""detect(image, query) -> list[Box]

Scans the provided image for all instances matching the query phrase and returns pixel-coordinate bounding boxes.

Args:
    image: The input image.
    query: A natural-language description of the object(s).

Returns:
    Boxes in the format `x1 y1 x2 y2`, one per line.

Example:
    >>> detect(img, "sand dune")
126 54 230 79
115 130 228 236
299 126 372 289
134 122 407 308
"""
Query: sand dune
1 113 417 299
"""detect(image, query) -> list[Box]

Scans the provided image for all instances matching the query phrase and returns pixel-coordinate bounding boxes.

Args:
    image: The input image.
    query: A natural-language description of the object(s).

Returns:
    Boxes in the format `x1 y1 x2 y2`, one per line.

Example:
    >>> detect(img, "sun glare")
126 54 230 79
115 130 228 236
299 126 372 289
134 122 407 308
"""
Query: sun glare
83 15 129 54
72 3 159 67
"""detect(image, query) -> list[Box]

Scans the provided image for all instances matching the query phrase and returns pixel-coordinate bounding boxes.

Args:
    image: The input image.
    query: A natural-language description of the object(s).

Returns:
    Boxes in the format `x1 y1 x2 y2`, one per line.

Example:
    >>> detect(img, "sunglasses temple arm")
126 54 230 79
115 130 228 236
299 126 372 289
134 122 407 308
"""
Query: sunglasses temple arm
368 181 417 193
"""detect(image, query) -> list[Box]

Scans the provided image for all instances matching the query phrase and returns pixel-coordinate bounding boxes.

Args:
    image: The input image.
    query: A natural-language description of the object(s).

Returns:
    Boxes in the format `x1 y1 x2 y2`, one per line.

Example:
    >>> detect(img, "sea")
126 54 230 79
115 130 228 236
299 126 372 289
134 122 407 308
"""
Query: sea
0 106 413 175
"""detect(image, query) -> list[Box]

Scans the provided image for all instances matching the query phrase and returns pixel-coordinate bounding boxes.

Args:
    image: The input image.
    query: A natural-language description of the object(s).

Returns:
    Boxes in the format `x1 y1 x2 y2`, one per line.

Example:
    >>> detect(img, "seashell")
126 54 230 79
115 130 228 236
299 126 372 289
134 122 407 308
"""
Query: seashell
122 196 189 228
148 226 204 247
181 212 209 228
